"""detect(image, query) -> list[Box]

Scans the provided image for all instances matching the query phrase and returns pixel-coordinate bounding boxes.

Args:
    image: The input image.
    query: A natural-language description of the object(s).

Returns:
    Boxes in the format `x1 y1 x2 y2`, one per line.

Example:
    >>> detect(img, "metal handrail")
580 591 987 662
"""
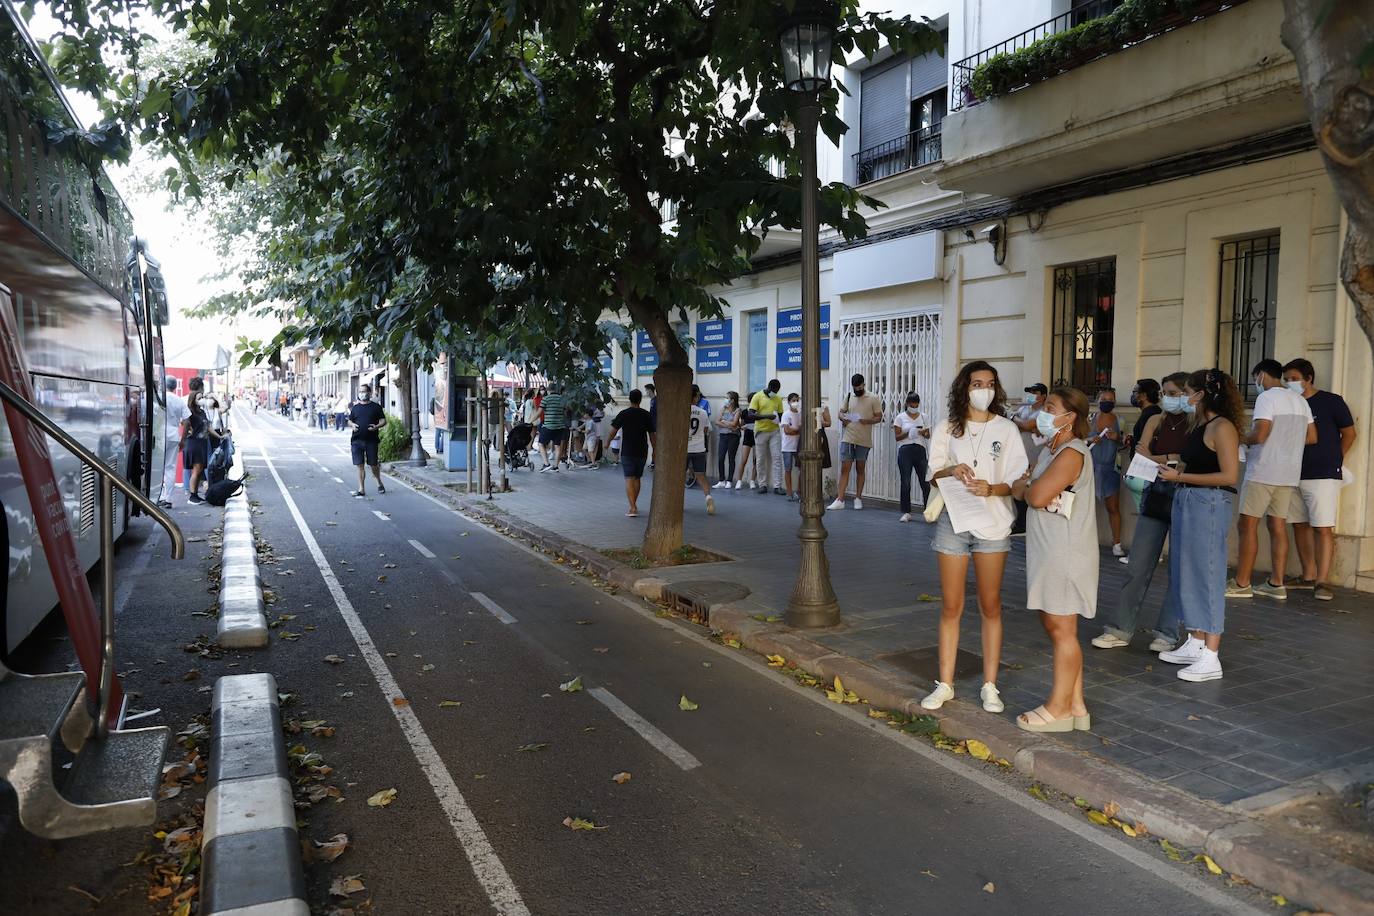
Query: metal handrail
851 123 943 185
0 379 185 737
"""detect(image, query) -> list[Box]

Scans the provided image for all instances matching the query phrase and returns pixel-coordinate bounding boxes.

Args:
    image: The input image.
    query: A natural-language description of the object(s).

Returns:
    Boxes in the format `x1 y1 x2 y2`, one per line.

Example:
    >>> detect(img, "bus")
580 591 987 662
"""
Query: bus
1 0 171 655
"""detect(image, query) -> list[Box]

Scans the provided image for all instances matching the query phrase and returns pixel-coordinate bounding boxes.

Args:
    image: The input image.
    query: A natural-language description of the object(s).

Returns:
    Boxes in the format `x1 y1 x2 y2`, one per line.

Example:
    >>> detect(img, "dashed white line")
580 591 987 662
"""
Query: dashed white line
409 538 436 558
373 510 390 521
332 476 344 484
252 442 531 916
589 688 702 771
470 592 517 624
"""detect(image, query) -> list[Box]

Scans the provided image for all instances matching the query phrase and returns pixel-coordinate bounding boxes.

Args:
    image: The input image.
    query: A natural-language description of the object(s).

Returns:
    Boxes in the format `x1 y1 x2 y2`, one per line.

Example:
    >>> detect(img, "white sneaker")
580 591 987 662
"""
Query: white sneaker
980 682 1004 713
899 513 912 523
705 496 715 515
1091 630 1130 649
827 498 845 510
734 480 742 490
1148 635 1177 653
1178 648 1223 682
1118 556 1130 565
748 480 757 490
1112 543 1126 557
852 498 863 511
1159 635 1206 665
712 481 727 489
920 681 954 710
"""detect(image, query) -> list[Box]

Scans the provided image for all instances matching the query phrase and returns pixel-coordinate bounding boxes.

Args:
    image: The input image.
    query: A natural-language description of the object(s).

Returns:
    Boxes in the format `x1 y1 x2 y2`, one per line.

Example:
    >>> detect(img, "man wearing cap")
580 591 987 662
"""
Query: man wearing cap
1010 383 1048 535
828 373 884 510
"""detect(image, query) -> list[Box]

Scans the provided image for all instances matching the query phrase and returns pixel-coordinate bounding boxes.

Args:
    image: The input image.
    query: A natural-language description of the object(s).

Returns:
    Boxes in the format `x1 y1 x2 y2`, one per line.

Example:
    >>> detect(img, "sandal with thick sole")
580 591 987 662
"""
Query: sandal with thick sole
1016 706 1075 733
1073 714 1091 731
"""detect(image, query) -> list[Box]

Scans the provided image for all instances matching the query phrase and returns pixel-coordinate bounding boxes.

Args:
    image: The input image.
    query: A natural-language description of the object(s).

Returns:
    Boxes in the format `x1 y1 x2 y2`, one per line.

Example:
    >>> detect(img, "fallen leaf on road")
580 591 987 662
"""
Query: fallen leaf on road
983 882 995 894
917 593 938 602
158 785 182 799
1197 854 1223 875
575 619 593 625
1073 797 1090 809
593 647 609 653
383 563 397 569
867 709 888 720
559 677 583 693
182 669 200 681
1117 821 1137 838
612 772 631 785
421 664 435 672
1028 785 1049 802
366 788 397 807
724 638 742 649
392 697 410 707
323 655 344 665
329 875 366 897
278 631 300 641
1087 810 1110 826
1133 821 1149 837
377 575 387 582
764 615 782 622
451 555 461 559
1187 714 1202 721
314 833 349 862
766 654 786 667
162 827 199 855
1160 839 1184 861
966 739 992 761
1271 895 1287 907
920 870 938 879
679 695 699 711
325 521 338 527
460 532 469 536
562 816 606 831
312 725 336 738
1103 801 1120 819
518 742 549 752
701 661 712 668
439 700 462 708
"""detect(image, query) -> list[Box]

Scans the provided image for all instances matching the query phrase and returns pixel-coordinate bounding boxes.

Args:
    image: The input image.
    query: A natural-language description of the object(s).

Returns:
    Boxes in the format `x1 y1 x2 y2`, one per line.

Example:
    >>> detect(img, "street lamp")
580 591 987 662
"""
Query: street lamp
405 363 427 467
779 0 841 628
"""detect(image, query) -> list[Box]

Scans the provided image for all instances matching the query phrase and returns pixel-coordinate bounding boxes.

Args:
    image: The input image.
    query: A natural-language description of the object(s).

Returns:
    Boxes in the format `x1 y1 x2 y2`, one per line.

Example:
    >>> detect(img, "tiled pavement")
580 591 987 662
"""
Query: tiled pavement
406 457 1374 806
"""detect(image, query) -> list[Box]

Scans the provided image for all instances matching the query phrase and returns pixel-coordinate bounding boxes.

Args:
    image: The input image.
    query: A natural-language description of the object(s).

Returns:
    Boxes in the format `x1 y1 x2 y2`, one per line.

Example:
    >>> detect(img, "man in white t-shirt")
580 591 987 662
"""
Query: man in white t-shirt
160 377 187 507
780 393 802 501
1227 358 1315 600
686 393 715 515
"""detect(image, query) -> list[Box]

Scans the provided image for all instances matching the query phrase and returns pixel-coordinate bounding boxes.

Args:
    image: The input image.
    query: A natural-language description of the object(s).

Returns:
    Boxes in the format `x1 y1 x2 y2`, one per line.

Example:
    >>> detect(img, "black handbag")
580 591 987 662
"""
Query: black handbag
820 433 832 470
1140 480 1176 523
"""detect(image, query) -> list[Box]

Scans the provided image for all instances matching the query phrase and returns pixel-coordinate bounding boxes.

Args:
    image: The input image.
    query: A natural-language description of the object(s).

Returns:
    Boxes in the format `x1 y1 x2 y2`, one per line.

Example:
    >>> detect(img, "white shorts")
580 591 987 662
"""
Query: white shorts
1293 478 1340 528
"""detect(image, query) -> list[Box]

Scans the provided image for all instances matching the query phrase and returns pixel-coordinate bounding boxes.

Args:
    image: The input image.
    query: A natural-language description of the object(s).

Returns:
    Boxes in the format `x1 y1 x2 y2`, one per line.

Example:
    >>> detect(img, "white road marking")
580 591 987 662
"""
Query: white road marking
470 592 516 625
383 473 1265 916
372 510 390 521
332 476 344 484
252 438 531 916
409 539 436 558
589 687 702 771
310 456 320 464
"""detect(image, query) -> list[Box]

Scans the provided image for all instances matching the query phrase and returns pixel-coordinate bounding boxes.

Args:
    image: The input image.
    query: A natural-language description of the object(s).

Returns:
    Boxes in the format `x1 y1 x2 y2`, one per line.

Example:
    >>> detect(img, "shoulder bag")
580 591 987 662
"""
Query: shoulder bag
1139 479 1176 523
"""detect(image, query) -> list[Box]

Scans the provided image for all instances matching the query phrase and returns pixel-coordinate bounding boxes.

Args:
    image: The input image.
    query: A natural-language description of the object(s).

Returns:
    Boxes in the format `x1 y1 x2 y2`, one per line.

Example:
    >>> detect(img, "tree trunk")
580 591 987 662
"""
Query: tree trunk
628 301 691 560
1281 1 1374 344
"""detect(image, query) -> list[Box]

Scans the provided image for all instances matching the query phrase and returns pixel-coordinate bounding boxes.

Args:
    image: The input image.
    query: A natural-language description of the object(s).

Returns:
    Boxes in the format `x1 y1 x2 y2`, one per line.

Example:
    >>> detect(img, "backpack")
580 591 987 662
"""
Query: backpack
204 478 243 507
206 441 231 484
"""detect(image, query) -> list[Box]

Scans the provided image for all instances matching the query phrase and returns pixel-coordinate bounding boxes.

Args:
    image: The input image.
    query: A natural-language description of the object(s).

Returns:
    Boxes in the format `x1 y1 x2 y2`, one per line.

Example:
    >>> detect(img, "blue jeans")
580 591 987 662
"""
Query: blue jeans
1167 486 1233 636
897 444 929 514
1103 511 1180 642
434 428 446 454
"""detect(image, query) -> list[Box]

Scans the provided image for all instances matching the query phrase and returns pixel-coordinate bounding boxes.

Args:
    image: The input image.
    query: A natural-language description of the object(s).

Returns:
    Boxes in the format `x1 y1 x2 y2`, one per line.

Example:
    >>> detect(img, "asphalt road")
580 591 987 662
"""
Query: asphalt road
2 409 1286 915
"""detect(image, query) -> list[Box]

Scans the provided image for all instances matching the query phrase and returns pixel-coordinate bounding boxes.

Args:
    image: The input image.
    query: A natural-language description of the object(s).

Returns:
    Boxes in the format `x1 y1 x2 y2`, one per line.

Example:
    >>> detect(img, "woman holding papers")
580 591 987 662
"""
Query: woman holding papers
920 362 1028 714
1093 372 1192 652
1011 387 1097 732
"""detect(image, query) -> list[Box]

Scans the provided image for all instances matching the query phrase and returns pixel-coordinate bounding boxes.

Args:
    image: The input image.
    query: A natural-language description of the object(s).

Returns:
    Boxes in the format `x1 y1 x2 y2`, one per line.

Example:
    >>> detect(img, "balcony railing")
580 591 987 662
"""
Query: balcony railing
951 0 1242 110
852 123 943 185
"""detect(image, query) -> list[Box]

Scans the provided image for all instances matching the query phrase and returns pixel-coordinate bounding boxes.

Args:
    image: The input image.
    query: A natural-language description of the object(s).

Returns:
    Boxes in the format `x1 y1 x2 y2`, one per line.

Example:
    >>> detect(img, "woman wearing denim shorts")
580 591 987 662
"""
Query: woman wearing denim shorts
920 361 1028 715
1156 369 1244 683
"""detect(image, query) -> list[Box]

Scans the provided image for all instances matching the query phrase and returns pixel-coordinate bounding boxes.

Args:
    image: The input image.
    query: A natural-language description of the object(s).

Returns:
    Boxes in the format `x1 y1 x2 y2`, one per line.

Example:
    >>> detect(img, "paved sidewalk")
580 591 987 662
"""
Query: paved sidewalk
402 458 1374 808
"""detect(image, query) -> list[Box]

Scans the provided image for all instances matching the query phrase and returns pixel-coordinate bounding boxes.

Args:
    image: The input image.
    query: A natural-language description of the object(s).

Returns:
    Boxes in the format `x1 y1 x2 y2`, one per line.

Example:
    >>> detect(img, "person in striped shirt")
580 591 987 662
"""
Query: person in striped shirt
538 384 571 472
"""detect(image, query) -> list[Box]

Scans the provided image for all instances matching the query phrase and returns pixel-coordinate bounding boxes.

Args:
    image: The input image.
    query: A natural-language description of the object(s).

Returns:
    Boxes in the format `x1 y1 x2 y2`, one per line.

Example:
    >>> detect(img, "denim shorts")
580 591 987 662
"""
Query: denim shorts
931 510 1010 557
839 442 871 462
783 451 797 471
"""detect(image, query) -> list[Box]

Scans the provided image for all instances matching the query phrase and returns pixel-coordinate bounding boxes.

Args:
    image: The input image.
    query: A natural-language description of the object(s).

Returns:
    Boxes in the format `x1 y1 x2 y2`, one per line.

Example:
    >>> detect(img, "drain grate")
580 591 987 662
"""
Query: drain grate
664 580 751 623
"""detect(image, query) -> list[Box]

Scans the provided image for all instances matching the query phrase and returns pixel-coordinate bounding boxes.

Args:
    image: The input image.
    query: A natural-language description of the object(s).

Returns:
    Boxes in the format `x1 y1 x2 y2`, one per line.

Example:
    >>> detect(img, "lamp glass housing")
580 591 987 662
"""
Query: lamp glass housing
779 21 834 93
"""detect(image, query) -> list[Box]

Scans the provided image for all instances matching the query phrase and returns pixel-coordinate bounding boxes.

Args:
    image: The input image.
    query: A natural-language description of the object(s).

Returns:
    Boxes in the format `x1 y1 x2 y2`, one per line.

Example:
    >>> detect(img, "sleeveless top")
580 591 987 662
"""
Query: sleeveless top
1091 413 1119 467
1180 416 1223 478
1148 412 1191 457
1026 438 1099 618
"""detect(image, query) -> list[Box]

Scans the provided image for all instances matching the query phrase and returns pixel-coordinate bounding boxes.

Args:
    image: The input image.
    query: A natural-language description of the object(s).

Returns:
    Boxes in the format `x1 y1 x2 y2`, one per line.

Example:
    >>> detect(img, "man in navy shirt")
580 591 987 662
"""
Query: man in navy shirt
1282 359 1356 600
348 383 388 498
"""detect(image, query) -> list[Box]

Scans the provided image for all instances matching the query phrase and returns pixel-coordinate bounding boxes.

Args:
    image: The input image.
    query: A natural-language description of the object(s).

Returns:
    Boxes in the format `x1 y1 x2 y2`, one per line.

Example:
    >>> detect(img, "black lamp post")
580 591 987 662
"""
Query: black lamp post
779 0 841 628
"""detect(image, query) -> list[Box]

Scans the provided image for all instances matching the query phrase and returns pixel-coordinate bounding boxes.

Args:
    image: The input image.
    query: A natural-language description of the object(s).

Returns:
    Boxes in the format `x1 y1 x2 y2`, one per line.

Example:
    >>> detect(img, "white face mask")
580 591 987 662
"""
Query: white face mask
969 388 995 412
1161 394 1187 415
1284 380 1305 395
906 406 919 416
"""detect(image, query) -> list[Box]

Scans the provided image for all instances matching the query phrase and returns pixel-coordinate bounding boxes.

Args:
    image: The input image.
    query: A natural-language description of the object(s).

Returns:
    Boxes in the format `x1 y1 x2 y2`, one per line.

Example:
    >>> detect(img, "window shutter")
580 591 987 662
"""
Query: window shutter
909 47 946 101
859 55 909 152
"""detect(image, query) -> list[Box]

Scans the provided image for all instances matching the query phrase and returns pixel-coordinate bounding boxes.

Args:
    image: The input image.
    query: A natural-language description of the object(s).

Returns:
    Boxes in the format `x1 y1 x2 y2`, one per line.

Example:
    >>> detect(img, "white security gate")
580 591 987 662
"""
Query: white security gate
837 310 943 504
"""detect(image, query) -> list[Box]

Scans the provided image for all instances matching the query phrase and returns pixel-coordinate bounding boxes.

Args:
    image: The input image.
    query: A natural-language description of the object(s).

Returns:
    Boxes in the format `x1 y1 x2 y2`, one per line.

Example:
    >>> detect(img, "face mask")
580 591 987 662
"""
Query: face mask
969 388 995 412
1099 400 1116 413
1184 396 1198 415
788 401 799 409
1023 394 1035 405
1035 410 1063 438
906 406 919 416
1285 381 1305 395
853 387 865 397
1129 393 1141 408
1162 394 1187 414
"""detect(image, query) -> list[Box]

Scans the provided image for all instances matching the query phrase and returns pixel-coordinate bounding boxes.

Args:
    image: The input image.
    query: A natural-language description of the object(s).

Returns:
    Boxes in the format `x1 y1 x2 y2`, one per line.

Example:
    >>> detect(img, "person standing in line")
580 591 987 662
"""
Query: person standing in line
1092 372 1191 651
828 373 883 510
713 392 742 489
348 383 388 498
1126 378 1162 452
920 361 1029 714
686 385 709 489
748 380 784 497
1226 358 1316 599
159 377 186 508
1010 383 1048 535
1282 358 1356 601
1087 387 1126 557
317 396 329 430
537 384 570 472
686 391 716 514
893 392 931 522
733 404 758 490
1157 369 1244 682
606 389 655 517
1011 386 1097 732
780 393 802 501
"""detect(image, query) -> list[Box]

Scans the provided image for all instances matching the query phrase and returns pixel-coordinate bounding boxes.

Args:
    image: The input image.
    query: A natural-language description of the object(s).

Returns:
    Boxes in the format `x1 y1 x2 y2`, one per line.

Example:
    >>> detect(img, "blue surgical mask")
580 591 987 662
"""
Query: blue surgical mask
1184 396 1198 415
1162 395 1187 415
1284 381 1305 395
906 406 919 416
1035 410 1062 437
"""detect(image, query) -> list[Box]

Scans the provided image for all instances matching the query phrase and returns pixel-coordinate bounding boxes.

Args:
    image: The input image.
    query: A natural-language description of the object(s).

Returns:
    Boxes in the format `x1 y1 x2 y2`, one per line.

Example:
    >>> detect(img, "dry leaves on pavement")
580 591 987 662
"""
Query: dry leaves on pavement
612 772 632 785
559 677 584 693
314 833 350 863
366 788 397 808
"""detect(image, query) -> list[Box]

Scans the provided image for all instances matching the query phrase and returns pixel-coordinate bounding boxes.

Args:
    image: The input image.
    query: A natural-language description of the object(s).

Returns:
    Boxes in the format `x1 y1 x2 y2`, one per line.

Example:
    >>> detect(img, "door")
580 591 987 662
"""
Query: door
746 312 768 397
838 310 942 504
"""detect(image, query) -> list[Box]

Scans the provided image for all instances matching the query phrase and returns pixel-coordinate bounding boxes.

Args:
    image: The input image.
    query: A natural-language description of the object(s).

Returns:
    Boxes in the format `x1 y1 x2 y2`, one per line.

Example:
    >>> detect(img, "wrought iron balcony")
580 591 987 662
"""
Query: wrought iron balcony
951 0 1244 110
852 123 943 186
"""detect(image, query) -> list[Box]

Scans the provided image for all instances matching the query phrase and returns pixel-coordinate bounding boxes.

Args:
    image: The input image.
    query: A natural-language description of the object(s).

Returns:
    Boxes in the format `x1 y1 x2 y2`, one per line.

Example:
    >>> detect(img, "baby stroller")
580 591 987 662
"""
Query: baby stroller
505 423 534 470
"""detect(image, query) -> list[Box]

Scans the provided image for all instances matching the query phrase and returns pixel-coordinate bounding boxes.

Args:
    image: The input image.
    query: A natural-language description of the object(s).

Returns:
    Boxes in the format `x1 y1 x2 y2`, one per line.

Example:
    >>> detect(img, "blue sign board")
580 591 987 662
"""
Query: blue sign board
775 304 831 339
637 350 660 374
775 303 831 370
775 338 830 371
636 331 655 354
696 319 732 347
697 346 732 373
695 318 733 373
596 353 614 375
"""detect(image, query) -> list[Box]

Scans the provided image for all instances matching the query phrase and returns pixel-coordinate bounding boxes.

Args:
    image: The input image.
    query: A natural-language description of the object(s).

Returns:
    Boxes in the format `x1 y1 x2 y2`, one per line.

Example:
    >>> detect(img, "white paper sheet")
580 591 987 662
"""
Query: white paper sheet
936 477 998 534
1125 453 1160 482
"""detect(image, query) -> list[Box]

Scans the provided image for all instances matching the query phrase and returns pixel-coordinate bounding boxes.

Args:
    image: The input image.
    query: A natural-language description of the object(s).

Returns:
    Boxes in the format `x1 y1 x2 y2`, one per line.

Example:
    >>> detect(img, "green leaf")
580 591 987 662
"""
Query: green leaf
678 695 699 711
559 676 583 693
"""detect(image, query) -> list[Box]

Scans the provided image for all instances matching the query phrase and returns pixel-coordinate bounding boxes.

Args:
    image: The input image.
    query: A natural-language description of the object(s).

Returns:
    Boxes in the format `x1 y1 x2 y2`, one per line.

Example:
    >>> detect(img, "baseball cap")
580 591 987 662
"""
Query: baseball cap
1024 383 1048 395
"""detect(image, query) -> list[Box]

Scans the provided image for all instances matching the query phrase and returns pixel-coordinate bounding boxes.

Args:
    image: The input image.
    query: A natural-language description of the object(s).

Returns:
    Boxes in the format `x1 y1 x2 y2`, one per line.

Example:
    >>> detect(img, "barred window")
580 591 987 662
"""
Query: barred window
1050 258 1116 398
1217 233 1280 401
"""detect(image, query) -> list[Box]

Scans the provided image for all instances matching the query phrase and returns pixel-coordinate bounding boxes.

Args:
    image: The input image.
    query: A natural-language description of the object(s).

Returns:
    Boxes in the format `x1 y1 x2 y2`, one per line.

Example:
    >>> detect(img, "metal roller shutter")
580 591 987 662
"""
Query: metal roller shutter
859 55 908 151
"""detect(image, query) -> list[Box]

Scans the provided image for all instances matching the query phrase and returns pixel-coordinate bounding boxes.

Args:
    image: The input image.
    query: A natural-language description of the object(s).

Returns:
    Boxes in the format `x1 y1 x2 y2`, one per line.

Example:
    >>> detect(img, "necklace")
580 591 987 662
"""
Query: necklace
967 415 989 468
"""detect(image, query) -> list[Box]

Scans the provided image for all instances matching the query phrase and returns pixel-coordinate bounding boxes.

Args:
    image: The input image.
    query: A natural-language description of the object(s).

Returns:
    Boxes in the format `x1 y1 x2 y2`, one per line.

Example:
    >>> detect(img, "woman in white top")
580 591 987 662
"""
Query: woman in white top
920 361 1029 714
893 391 931 521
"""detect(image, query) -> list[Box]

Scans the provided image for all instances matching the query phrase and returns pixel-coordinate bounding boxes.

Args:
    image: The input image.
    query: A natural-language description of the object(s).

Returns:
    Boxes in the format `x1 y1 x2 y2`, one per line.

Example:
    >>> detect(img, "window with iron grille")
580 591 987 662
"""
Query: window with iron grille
1050 258 1116 398
1217 232 1280 400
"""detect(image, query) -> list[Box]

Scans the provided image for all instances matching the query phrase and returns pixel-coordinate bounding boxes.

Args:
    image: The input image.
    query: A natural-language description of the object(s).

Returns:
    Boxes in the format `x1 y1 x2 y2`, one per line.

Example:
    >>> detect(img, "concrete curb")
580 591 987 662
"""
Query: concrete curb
201 673 307 916
387 468 1374 915
217 483 267 649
